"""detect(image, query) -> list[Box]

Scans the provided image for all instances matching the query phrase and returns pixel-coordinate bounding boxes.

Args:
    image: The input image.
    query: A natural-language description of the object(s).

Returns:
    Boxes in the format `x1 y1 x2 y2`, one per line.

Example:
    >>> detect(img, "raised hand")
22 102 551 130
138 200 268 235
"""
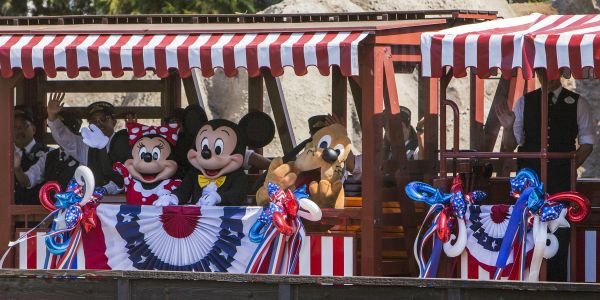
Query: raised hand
14 146 22 169
47 92 65 121
494 100 515 129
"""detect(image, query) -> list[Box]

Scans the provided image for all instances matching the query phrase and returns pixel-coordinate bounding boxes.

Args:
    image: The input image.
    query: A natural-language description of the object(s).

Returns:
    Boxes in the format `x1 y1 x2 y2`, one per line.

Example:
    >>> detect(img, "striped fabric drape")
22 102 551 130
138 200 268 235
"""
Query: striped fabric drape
0 31 369 79
421 13 600 79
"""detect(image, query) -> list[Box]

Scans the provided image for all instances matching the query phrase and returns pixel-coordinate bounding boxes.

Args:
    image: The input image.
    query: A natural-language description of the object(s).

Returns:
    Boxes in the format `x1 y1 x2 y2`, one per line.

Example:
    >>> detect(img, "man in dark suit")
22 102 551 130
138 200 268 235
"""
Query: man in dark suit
13 105 49 205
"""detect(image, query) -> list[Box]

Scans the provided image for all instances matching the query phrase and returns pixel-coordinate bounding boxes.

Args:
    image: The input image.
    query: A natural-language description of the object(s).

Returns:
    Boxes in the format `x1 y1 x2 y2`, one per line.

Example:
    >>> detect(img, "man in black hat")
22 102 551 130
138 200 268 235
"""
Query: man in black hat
13 105 50 204
15 111 82 192
344 106 423 182
46 93 125 194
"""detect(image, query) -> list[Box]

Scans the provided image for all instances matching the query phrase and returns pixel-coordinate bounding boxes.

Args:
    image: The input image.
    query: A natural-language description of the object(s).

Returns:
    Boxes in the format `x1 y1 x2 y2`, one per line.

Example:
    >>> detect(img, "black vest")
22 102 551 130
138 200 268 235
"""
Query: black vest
44 148 80 189
84 129 129 188
519 88 579 153
15 142 49 205
517 88 579 194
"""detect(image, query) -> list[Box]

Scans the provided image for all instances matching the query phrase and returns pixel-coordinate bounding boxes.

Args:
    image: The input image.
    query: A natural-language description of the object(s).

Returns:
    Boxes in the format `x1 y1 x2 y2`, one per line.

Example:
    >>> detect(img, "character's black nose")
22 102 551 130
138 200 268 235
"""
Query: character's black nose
201 147 212 159
142 152 153 163
322 148 339 163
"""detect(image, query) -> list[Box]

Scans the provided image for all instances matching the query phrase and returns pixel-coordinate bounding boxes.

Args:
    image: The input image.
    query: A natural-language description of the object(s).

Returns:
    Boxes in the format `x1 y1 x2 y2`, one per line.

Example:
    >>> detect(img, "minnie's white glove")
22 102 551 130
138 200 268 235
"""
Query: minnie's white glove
197 192 221 206
153 194 179 207
81 124 109 149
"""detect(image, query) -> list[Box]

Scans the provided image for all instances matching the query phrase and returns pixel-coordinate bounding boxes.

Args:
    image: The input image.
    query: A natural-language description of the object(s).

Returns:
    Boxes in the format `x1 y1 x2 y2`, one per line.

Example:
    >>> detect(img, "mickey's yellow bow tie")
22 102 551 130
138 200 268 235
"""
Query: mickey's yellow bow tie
198 175 226 188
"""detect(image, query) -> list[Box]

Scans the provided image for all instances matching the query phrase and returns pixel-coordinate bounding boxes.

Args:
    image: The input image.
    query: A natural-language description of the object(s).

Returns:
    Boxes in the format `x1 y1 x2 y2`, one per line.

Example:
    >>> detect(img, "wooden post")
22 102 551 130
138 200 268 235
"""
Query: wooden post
439 70 452 178
383 50 418 275
349 76 362 124
382 50 405 161
182 71 204 108
332 66 348 126
540 71 548 190
0 74 21 268
264 72 296 153
469 73 484 150
507 70 526 110
248 75 264 113
418 76 438 162
483 79 510 152
359 42 384 276
248 74 264 156
162 72 182 116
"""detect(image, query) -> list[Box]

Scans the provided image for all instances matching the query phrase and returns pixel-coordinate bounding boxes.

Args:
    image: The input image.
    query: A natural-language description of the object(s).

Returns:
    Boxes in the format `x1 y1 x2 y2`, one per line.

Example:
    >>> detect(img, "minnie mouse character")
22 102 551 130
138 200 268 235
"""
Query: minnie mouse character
113 123 182 206
174 112 275 206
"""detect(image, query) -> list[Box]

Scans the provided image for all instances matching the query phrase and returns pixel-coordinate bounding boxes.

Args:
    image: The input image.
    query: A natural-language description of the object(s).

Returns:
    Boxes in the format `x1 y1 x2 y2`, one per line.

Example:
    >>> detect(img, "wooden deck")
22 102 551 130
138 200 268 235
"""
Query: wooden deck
0 269 599 300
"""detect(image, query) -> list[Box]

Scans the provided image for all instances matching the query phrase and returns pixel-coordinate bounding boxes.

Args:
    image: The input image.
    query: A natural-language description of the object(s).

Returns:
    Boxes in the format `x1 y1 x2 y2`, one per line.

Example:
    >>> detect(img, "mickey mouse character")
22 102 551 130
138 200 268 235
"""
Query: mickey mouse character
113 122 182 206
173 112 275 206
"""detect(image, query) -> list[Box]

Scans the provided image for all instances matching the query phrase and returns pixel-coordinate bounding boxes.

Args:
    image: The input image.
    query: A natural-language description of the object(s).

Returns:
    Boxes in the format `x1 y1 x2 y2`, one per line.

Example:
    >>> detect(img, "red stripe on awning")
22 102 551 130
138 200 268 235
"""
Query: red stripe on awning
0 31 368 79
421 13 600 79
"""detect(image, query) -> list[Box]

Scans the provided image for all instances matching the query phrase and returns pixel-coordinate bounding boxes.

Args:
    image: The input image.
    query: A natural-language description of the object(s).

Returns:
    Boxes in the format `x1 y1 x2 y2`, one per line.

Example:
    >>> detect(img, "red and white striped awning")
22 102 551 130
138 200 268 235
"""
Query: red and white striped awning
421 13 600 79
0 31 369 79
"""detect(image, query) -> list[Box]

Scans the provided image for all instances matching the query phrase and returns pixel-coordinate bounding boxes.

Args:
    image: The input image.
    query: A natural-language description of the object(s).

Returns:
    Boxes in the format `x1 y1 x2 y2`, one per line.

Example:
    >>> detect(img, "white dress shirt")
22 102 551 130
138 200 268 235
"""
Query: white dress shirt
512 86 595 146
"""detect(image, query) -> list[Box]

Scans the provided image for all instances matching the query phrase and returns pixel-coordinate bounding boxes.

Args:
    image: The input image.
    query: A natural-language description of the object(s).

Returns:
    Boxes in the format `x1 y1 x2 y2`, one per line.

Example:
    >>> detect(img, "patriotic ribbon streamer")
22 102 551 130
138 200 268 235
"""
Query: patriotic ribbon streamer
0 169 106 269
44 178 106 269
494 169 591 281
406 176 486 278
246 183 305 275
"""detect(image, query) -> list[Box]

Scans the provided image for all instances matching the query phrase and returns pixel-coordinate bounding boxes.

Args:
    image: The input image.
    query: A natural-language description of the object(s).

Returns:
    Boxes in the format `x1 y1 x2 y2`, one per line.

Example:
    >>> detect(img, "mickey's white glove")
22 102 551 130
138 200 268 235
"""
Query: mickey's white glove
197 192 221 206
201 182 219 195
82 124 109 149
154 194 179 207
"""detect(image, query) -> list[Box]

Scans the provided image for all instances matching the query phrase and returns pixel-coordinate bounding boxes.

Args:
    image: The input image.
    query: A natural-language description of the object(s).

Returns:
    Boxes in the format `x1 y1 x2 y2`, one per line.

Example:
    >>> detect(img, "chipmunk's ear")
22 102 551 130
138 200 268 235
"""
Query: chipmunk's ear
238 112 275 148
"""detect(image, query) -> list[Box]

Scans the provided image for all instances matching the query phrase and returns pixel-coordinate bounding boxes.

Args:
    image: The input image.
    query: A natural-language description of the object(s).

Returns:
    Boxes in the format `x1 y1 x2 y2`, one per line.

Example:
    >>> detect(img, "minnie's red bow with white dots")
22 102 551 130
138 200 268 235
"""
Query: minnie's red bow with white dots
126 122 180 146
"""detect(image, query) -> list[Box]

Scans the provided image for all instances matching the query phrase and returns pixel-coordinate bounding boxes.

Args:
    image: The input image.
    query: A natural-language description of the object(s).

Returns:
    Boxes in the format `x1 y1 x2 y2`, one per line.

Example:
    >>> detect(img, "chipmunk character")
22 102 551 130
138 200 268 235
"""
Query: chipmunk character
174 112 275 206
113 123 182 206
257 124 351 208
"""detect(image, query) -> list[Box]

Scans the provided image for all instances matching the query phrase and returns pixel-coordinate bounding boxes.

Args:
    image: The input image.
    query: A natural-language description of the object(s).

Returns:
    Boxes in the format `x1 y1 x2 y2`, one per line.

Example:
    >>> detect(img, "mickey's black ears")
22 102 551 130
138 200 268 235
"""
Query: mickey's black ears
239 111 275 148
183 104 208 139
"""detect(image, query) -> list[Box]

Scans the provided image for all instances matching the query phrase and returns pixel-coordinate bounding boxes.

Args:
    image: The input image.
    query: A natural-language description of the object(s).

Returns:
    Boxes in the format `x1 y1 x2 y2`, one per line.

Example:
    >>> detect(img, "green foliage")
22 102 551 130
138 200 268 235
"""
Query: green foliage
0 0 283 16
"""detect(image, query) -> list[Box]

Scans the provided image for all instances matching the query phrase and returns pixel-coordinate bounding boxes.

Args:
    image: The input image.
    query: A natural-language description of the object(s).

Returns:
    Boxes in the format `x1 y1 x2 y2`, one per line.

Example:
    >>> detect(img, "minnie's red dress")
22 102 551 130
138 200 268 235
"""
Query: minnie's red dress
113 162 181 205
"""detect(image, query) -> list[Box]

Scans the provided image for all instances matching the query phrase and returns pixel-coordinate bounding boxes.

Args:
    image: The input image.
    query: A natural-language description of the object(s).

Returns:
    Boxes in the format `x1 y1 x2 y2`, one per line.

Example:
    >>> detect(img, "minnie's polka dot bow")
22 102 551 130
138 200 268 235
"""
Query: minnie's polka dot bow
126 122 180 146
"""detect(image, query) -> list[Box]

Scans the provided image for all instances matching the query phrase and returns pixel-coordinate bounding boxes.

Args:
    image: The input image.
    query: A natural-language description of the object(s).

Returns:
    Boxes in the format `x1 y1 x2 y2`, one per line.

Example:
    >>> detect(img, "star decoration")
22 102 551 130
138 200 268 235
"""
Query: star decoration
547 208 570 233
121 213 133 223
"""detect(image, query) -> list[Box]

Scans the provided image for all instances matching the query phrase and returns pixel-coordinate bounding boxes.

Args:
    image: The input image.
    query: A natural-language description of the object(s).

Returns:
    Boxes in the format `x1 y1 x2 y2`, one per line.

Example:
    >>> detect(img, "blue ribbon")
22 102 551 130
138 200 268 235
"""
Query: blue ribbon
496 187 532 269
510 168 541 198
405 182 452 206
